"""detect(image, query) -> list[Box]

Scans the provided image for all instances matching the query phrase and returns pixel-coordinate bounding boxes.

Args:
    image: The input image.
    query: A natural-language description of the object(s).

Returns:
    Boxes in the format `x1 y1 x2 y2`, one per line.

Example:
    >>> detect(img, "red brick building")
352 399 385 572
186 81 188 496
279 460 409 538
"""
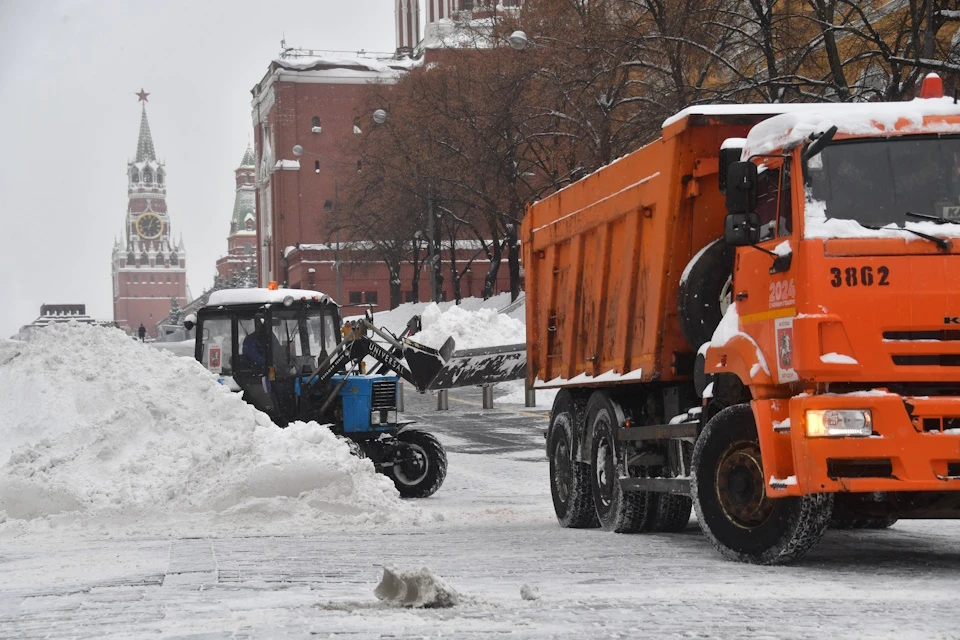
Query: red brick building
111 93 188 336
249 2 522 312
215 144 257 283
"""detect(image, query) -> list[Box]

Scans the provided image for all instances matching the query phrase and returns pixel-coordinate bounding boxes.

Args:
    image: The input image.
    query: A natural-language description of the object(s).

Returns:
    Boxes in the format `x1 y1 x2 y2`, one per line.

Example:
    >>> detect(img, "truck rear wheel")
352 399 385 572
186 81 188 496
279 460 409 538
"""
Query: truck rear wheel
677 239 734 349
549 391 598 528
653 493 693 532
390 429 447 499
691 404 833 564
588 393 656 533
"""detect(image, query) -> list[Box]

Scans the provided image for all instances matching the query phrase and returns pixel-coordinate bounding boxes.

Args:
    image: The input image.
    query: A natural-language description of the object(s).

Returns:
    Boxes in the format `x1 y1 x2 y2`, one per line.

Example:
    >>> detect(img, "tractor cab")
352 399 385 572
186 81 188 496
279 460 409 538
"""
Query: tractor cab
189 288 345 425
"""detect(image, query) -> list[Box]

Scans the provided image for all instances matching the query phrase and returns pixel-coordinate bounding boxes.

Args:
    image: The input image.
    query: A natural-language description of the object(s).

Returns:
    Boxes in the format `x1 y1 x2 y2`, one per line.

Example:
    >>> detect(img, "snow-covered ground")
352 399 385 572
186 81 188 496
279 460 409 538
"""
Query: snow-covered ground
2 387 960 638
4 321 960 637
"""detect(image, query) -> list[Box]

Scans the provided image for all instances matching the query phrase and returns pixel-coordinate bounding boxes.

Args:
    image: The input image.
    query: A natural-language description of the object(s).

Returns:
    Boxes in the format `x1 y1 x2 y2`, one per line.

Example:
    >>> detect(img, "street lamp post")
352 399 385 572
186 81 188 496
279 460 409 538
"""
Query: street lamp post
323 187 341 304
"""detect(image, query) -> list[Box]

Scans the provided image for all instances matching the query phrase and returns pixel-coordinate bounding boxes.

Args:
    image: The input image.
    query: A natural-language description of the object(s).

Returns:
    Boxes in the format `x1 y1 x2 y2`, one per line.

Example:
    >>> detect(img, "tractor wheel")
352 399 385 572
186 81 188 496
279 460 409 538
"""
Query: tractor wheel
390 429 447 499
549 390 598 528
677 239 734 349
691 404 833 564
588 392 656 533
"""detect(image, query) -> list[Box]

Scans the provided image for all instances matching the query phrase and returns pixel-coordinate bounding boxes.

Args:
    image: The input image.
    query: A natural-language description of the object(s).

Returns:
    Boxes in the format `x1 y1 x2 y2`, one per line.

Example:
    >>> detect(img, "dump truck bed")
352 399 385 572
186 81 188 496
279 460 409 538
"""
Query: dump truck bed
523 115 772 388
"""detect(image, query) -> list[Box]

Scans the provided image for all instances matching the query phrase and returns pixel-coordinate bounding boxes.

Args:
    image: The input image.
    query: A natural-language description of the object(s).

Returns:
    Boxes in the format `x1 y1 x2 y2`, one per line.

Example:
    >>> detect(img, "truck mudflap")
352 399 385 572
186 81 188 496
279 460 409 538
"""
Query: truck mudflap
402 340 527 391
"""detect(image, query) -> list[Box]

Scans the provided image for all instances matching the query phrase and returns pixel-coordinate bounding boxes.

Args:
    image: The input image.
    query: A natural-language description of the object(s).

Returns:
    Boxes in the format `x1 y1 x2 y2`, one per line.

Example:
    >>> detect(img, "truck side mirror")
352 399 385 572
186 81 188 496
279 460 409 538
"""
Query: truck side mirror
718 141 745 195
725 161 758 214
724 212 761 247
183 314 196 331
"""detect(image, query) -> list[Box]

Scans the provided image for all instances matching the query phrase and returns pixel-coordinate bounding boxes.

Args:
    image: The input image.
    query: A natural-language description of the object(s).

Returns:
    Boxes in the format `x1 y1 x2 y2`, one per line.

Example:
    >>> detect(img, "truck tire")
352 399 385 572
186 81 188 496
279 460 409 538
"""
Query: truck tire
653 493 693 532
831 517 898 530
549 391 599 528
677 239 734 349
587 392 656 533
691 404 833 564
390 429 447 499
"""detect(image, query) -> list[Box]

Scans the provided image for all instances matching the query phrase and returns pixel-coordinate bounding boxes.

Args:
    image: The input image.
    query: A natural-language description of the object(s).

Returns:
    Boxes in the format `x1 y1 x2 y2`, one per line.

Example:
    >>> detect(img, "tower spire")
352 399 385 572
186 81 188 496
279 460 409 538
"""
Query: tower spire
135 100 157 162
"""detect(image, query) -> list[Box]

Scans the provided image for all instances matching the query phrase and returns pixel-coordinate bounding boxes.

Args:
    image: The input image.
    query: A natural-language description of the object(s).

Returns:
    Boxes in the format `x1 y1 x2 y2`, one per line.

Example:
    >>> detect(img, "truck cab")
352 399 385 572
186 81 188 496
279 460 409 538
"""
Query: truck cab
708 82 960 511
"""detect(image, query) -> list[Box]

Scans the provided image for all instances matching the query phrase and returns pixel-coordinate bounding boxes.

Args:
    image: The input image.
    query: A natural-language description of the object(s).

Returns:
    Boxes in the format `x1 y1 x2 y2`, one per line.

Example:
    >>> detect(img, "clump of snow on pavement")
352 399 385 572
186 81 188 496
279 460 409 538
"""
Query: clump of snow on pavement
374 565 460 608
411 303 526 350
0 323 416 535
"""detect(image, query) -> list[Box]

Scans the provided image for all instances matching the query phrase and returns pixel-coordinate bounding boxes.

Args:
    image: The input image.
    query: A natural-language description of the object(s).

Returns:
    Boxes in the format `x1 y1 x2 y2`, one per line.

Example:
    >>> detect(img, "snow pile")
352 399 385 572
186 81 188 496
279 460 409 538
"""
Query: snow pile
410 303 526 351
0 323 416 534
374 565 460 608
496 379 557 408
361 293 522 339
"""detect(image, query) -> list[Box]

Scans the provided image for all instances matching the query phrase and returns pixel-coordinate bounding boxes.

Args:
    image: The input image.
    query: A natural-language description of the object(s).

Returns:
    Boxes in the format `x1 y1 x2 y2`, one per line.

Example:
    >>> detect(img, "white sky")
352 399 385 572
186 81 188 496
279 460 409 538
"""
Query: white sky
0 0 396 337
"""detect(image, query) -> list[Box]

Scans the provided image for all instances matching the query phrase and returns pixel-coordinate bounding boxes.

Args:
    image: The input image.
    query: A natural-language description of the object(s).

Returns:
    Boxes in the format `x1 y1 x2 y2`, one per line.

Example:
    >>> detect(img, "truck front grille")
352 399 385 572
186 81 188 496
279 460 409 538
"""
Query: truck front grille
893 354 960 366
884 330 960 341
371 380 398 410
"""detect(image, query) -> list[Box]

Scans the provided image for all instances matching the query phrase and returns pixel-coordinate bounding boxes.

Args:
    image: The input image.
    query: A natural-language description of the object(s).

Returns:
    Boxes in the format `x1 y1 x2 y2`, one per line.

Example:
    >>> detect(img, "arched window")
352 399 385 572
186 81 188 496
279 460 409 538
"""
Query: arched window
143 170 153 183
156 253 165 267
312 116 321 128
245 218 254 231
244 242 254 255
127 252 135 265
140 252 149 265
130 169 140 182
169 253 178 265
157 172 164 185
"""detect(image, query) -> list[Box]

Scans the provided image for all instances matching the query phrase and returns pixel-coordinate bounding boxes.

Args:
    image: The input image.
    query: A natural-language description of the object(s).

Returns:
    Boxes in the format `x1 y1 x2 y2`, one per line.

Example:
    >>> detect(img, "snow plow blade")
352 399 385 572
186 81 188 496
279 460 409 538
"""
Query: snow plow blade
402 337 456 392
422 343 527 390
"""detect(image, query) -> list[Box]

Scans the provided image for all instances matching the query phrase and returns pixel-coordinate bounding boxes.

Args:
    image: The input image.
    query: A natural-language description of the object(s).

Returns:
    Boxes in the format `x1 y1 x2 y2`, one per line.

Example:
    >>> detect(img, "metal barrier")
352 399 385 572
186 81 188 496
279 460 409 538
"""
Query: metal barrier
436 389 449 410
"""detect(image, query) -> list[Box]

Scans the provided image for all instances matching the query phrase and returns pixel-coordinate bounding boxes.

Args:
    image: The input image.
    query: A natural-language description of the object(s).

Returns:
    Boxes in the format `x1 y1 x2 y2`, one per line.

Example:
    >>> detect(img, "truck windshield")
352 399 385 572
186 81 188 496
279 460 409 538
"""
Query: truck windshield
805 135 960 228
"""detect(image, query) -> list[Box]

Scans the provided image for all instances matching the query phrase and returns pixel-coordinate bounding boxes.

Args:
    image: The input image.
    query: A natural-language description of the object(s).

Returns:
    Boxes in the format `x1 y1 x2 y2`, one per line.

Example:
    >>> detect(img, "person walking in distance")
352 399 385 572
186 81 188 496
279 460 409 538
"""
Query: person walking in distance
137 323 146 342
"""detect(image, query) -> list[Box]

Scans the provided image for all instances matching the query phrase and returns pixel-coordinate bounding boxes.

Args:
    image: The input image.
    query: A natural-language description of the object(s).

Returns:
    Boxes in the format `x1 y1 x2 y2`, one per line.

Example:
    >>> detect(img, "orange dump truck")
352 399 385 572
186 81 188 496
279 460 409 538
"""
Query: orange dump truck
523 74 960 564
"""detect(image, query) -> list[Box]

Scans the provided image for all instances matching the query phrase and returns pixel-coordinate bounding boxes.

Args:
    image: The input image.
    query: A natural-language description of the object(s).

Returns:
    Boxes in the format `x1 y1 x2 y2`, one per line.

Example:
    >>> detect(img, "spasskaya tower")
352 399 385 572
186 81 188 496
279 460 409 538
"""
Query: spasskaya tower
111 90 187 337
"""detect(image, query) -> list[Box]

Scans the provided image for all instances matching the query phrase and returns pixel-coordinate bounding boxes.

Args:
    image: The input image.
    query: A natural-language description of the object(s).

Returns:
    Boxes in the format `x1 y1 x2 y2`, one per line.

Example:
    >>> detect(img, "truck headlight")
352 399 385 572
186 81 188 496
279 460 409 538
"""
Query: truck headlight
805 409 872 437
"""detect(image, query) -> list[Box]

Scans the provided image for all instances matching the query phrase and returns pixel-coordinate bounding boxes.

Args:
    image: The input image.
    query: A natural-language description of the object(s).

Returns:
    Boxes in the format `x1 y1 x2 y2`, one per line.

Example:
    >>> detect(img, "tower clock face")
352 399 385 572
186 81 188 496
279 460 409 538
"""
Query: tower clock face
136 213 163 240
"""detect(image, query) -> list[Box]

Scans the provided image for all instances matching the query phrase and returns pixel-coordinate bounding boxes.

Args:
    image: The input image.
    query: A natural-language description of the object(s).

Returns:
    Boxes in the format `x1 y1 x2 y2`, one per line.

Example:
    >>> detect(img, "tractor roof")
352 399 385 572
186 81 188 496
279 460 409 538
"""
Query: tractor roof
206 287 335 308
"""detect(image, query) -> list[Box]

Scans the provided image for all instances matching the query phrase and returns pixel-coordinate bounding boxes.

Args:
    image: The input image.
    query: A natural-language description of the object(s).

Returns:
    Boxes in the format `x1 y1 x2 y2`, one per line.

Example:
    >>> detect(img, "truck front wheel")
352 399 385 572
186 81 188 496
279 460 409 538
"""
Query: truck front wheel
390 429 447 498
691 404 833 564
588 393 656 533
549 391 598 528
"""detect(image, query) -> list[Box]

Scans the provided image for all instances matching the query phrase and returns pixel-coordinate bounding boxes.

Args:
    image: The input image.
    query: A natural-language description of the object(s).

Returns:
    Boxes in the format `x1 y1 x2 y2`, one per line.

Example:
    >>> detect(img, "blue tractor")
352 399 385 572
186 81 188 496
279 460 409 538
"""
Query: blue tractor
185 288 462 498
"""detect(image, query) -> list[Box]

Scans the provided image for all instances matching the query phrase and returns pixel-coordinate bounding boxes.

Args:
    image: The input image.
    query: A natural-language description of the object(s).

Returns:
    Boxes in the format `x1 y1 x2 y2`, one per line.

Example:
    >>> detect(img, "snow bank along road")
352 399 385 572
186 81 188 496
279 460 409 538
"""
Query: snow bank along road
1 386 959 638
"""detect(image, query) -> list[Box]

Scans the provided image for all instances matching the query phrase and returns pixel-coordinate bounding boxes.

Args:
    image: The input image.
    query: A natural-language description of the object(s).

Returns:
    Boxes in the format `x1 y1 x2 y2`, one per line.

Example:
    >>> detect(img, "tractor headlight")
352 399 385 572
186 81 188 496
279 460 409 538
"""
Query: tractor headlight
283 295 294 307
805 409 872 437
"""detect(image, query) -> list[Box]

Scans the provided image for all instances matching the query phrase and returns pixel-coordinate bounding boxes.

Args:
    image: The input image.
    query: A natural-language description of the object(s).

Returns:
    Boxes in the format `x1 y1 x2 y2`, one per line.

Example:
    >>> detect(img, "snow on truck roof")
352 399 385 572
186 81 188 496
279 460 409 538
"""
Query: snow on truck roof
664 97 960 157
206 288 335 307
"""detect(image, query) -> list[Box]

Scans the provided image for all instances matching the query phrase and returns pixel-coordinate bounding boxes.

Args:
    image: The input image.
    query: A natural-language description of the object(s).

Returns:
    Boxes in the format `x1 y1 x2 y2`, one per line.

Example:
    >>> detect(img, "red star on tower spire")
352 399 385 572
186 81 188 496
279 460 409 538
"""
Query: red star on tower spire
136 88 150 103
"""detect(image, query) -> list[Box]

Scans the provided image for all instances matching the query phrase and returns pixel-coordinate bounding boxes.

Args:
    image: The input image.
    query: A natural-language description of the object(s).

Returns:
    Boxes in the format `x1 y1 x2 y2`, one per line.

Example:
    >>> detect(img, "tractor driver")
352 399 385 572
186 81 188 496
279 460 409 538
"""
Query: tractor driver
240 318 282 373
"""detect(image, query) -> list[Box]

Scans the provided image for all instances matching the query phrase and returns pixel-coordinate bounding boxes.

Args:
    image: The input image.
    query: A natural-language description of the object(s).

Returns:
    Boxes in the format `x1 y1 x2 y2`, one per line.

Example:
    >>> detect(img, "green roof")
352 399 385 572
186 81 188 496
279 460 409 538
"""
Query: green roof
240 144 255 168
232 188 256 229
135 105 156 162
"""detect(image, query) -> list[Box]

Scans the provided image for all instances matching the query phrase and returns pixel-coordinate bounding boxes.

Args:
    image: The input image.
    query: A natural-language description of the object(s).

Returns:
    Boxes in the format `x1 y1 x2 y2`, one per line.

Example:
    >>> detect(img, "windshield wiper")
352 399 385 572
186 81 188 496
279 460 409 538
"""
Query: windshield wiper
861 222 952 252
905 211 951 225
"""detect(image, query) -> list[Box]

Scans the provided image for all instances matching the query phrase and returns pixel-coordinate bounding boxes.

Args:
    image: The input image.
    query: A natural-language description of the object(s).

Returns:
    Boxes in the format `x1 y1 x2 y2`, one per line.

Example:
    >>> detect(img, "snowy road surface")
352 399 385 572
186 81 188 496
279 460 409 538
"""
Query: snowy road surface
3 387 960 638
